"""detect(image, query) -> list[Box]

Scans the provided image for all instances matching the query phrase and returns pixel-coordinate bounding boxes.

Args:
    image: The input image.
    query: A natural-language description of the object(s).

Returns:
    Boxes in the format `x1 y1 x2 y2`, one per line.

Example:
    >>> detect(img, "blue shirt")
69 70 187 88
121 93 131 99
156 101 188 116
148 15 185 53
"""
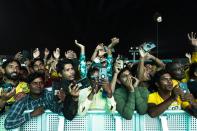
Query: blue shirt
4 91 63 130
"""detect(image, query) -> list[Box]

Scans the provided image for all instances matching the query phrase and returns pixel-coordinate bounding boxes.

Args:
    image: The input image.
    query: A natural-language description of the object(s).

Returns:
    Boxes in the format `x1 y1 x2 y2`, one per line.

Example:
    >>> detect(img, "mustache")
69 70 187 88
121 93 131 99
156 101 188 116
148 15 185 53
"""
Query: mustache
11 72 17 77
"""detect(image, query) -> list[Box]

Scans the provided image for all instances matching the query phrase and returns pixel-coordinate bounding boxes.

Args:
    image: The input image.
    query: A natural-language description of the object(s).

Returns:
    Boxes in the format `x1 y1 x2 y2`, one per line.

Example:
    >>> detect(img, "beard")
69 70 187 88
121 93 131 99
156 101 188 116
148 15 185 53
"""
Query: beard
5 72 19 81
36 69 45 75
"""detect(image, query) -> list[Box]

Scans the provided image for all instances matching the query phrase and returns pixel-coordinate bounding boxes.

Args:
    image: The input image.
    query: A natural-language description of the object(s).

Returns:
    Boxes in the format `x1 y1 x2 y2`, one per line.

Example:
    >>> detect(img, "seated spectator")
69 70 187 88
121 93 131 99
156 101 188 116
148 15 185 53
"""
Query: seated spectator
147 70 197 118
111 59 149 120
4 72 63 130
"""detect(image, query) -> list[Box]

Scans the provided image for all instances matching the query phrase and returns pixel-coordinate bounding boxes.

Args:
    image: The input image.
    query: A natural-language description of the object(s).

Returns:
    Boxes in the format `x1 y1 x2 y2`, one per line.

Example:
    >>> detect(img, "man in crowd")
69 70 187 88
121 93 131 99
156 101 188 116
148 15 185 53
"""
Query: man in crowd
148 70 197 118
0 59 29 115
4 72 63 129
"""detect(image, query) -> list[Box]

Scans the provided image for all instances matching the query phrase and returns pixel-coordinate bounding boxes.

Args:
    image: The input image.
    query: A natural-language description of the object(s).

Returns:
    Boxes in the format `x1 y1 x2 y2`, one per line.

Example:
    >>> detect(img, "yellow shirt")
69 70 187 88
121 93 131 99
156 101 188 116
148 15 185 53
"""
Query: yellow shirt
191 52 197 63
148 92 189 109
7 82 30 103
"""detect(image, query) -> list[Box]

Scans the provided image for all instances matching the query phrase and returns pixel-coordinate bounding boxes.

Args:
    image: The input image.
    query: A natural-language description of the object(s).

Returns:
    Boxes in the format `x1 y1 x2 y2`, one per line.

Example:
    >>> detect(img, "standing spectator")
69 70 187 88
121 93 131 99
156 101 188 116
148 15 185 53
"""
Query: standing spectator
4 72 63 130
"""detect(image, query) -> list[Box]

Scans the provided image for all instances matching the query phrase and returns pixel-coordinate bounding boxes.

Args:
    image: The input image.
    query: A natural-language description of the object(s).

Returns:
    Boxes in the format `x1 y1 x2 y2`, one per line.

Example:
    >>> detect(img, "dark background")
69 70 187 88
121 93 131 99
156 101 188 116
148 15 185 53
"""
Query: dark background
0 0 197 59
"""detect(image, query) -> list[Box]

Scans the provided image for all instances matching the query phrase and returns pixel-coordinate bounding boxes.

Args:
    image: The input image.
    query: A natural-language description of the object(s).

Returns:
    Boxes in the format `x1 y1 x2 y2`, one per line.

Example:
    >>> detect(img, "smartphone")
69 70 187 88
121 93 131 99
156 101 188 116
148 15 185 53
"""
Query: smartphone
76 77 91 89
142 42 156 52
99 68 108 80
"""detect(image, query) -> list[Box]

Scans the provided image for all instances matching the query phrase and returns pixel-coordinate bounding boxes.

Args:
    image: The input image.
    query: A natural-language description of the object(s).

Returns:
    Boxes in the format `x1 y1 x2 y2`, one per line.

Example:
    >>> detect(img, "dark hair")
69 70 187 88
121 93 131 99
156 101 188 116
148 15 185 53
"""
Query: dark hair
30 58 44 67
56 58 74 73
20 66 28 73
2 58 21 69
153 69 169 83
117 67 131 80
165 62 181 73
27 72 45 84
189 63 197 79
87 67 99 79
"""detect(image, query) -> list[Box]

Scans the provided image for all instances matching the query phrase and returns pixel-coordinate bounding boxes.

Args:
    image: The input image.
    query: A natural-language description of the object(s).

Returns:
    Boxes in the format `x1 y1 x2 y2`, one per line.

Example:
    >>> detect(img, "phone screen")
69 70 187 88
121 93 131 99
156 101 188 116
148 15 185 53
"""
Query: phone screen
99 68 108 80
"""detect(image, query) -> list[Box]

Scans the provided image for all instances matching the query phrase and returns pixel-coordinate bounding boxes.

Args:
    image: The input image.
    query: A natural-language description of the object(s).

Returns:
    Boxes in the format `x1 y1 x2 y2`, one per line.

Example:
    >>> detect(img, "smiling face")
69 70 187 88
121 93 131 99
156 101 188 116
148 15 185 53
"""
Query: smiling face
4 61 20 81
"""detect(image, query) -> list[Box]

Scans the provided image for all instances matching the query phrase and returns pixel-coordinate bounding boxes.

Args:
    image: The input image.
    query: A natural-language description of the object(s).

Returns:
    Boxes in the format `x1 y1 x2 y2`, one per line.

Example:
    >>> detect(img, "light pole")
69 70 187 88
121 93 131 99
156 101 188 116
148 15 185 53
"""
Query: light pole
129 46 139 62
153 12 162 58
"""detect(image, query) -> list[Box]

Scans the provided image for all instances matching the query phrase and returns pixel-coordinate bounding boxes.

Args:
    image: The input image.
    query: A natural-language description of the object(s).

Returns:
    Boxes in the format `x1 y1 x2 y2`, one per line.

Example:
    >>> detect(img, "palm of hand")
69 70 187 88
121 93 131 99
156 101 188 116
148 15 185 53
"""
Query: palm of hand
191 39 197 46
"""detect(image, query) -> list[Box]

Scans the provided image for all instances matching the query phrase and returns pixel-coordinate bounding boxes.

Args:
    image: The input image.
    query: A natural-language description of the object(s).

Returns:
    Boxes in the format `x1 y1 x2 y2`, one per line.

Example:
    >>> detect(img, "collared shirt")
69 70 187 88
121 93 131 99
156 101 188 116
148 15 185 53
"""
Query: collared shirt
4 91 63 130
78 87 116 116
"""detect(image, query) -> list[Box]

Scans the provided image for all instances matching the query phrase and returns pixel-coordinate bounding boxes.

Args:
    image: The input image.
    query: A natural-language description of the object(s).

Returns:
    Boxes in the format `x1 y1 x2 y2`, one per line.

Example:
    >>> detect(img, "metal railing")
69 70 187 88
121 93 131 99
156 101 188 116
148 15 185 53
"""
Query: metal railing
0 110 197 131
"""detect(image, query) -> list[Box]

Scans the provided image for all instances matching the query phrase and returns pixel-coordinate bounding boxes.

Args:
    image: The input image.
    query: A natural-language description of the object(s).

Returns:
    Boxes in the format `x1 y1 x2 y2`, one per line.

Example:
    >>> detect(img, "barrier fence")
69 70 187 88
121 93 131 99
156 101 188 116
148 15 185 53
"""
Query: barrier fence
0 110 196 131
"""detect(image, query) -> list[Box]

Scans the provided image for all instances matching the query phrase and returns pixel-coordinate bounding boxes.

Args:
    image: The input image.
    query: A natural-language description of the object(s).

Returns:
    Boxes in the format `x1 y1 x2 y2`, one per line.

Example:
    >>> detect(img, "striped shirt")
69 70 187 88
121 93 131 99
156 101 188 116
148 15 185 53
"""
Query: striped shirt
4 91 63 130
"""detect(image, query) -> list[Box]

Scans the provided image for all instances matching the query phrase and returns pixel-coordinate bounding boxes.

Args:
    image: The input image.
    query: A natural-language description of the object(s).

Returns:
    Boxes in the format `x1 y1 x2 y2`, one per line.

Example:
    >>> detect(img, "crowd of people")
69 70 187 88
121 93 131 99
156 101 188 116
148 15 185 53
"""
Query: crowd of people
0 32 197 130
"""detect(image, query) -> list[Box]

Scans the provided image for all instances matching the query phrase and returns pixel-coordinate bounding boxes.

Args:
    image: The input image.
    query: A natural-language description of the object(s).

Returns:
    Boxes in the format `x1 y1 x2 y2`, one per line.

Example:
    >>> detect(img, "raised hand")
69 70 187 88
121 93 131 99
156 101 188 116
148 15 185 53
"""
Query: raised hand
44 48 50 58
65 50 77 59
53 48 60 60
131 76 140 88
185 53 192 63
14 52 23 61
95 43 104 51
139 47 148 58
68 83 79 101
114 56 123 73
75 40 85 49
188 32 197 47
33 48 40 59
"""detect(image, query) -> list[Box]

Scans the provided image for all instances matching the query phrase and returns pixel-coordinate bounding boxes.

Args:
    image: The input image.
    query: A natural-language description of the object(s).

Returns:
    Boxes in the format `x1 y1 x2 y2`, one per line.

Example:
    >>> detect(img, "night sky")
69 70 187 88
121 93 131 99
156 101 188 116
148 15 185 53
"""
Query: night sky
0 0 197 59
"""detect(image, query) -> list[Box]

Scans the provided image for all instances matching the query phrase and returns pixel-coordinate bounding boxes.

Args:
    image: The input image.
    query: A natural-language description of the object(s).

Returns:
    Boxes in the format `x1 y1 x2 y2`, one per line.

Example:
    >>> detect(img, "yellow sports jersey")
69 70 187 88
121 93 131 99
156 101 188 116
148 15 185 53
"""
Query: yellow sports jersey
7 82 30 103
148 92 189 110
172 79 187 87
191 52 197 63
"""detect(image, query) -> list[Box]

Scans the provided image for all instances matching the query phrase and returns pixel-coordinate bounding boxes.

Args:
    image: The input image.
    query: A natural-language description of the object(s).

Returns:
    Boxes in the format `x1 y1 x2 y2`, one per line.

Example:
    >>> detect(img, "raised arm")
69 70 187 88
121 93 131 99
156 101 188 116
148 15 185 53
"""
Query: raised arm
75 40 87 78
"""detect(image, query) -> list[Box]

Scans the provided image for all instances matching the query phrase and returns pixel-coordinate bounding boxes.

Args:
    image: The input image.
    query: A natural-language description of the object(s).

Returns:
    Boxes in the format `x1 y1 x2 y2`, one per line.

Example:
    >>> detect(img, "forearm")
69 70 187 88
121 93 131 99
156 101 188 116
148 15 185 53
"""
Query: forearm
148 98 174 118
80 47 85 56
111 73 118 93
115 92 135 120
137 57 145 81
151 56 165 68
135 88 148 114
5 113 31 130
79 54 87 78
91 50 98 61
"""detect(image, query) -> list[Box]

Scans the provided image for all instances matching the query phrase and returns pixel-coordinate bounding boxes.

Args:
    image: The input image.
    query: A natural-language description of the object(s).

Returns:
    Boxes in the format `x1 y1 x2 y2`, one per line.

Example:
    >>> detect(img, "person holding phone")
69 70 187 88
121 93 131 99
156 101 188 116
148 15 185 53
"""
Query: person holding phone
77 67 116 116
